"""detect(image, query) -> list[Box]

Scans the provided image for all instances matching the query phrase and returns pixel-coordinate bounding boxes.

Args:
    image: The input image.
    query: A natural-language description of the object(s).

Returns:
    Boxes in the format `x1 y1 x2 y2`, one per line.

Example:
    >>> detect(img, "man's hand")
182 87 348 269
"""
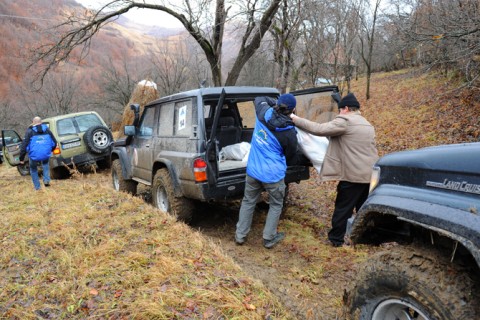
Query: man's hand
19 161 24 164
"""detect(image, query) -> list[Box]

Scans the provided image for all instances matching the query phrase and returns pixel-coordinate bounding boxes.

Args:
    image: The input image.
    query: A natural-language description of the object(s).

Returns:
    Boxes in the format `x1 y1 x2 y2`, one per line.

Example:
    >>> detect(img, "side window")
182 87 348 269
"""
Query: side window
57 118 77 135
75 114 103 132
158 103 174 136
174 99 193 137
138 107 155 137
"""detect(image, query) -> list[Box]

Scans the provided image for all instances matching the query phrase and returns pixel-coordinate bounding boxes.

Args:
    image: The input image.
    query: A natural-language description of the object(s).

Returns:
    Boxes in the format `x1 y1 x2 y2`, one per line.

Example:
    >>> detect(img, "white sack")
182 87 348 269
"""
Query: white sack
296 127 329 173
219 142 251 162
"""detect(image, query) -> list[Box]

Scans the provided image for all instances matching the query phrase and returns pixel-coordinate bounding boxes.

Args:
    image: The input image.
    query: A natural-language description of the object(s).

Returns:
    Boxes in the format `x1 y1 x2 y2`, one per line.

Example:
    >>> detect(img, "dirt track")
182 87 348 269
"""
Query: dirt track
184 176 374 320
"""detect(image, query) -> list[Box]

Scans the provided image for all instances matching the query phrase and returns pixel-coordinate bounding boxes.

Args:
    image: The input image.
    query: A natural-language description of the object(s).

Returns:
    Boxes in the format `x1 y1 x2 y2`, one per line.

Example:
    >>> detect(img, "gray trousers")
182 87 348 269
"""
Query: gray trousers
236 174 286 241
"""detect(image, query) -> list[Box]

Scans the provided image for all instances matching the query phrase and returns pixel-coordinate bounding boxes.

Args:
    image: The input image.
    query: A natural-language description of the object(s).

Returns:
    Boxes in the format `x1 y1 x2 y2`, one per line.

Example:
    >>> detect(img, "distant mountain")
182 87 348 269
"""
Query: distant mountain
0 0 184 100
115 15 183 38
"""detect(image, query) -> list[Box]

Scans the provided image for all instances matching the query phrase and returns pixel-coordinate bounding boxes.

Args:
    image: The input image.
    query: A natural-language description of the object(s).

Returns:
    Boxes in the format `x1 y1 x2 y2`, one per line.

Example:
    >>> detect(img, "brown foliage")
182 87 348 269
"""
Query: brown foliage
114 82 160 134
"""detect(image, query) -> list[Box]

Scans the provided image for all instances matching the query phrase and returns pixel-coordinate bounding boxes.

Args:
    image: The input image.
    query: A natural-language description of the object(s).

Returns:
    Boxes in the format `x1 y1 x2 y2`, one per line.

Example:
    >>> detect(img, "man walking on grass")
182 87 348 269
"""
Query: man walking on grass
20 116 57 190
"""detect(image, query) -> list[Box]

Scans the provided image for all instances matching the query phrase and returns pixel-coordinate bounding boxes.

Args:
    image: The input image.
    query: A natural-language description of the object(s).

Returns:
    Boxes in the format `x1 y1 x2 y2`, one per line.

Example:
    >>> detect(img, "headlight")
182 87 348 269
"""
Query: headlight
369 166 380 193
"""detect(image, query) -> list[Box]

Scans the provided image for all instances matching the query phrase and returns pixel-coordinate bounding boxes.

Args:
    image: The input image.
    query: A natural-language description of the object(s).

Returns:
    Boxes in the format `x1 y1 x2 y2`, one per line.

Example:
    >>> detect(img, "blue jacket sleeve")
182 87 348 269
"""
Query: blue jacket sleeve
19 128 33 161
254 96 277 120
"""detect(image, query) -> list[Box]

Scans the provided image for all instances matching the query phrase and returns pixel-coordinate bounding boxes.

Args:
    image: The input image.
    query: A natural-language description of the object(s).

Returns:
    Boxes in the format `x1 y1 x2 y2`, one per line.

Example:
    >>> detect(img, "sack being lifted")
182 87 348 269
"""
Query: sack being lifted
296 128 329 173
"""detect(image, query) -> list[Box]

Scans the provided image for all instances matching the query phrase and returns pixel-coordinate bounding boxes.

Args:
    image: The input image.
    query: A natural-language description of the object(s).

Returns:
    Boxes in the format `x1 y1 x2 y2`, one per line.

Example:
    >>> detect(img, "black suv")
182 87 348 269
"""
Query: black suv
111 86 339 221
344 142 480 319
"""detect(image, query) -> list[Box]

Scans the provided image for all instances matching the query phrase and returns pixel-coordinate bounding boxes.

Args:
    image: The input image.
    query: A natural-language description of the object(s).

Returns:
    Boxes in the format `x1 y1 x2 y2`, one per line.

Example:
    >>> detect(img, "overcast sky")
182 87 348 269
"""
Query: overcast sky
75 0 183 28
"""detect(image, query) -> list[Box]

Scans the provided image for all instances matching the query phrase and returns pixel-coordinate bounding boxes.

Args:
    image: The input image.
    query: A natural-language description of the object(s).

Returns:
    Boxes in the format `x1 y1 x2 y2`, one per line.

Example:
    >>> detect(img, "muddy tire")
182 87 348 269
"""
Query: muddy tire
345 245 478 320
17 162 30 176
111 159 137 194
152 168 193 222
84 125 113 154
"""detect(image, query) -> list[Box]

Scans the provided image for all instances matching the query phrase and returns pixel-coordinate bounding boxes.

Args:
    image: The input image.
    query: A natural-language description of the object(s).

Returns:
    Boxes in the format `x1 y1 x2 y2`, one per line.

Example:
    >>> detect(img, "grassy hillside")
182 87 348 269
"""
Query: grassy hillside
356 69 479 154
1 69 478 319
0 169 290 318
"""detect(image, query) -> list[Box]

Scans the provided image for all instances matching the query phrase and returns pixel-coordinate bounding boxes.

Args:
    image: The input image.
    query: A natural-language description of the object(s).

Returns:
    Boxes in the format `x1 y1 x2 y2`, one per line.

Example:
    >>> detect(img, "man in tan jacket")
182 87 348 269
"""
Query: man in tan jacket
290 93 378 247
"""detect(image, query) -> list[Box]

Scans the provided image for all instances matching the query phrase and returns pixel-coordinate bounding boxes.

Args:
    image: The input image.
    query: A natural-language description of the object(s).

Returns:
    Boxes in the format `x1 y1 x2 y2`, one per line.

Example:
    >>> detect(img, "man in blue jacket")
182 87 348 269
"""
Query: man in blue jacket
235 93 302 249
20 116 57 190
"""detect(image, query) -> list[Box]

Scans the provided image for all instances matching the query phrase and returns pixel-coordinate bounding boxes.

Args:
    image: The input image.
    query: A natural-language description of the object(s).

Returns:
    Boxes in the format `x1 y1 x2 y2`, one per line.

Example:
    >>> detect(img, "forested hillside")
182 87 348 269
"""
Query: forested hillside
0 0 187 130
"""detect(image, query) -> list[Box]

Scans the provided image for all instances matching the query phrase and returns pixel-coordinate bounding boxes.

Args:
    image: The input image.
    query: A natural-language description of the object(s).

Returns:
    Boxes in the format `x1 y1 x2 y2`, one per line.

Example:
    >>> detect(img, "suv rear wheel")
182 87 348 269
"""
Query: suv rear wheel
345 245 478 320
112 159 137 194
17 162 30 176
84 125 113 154
152 168 193 222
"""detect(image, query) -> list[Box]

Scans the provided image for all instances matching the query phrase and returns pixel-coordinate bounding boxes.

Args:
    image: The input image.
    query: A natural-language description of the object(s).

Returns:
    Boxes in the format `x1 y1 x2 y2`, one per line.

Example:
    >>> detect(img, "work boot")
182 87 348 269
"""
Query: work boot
263 232 285 249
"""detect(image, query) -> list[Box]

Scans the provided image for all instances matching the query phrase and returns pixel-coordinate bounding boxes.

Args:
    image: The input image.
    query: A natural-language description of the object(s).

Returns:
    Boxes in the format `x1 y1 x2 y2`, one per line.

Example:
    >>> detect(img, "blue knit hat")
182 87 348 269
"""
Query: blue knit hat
277 93 297 110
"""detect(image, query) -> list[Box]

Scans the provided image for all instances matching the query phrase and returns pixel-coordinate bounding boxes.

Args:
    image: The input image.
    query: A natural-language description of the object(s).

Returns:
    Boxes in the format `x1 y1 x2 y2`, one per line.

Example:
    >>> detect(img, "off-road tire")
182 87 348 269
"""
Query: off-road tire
152 168 193 222
17 162 30 176
84 125 113 154
51 166 70 179
345 245 479 320
111 159 137 194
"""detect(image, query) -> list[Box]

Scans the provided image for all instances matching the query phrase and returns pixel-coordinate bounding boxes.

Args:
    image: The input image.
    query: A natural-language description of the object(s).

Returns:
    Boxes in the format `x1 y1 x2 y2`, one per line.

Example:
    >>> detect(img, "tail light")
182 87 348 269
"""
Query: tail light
193 158 207 182
53 146 61 155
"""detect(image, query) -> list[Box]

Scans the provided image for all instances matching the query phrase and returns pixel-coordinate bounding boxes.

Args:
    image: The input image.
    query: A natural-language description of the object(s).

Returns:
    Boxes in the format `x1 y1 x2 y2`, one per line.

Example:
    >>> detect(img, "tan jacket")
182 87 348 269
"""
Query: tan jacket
293 111 378 183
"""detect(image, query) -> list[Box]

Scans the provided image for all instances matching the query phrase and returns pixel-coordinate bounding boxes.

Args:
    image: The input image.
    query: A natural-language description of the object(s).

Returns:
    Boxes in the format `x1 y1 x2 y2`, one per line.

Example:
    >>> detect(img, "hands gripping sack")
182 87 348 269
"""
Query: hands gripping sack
296 128 329 173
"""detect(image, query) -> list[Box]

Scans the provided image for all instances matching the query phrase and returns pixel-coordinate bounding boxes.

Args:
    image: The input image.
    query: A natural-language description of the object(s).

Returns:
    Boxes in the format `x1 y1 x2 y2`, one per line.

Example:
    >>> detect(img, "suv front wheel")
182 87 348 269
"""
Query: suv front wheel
112 159 137 194
345 245 478 320
152 168 193 222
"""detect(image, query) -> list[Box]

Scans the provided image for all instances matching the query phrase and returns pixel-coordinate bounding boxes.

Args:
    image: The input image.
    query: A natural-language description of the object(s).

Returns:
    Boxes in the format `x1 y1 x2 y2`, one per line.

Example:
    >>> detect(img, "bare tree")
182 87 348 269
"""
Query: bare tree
32 0 283 87
269 0 303 92
359 0 382 99
149 38 195 95
387 0 480 90
0 100 23 133
17 71 81 118
91 54 144 118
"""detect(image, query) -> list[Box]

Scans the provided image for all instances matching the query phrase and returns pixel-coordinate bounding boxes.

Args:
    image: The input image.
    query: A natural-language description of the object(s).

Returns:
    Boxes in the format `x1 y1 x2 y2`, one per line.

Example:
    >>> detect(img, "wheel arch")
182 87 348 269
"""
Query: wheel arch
111 148 132 180
351 205 480 272
152 159 182 197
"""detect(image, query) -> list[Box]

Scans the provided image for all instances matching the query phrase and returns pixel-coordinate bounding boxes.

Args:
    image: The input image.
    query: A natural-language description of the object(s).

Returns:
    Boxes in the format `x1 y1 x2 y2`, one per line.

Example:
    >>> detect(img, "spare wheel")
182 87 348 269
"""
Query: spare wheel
84 125 113 154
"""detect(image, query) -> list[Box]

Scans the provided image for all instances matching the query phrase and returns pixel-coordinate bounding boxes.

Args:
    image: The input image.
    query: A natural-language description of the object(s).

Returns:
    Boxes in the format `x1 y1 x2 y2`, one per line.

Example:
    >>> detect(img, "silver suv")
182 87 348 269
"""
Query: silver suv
111 86 339 221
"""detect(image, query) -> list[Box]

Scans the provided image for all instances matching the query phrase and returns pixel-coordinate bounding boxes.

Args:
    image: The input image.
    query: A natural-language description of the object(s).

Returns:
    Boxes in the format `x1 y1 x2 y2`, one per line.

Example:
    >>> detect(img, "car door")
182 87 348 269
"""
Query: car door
290 85 339 124
131 106 157 183
1 129 23 166
204 89 226 185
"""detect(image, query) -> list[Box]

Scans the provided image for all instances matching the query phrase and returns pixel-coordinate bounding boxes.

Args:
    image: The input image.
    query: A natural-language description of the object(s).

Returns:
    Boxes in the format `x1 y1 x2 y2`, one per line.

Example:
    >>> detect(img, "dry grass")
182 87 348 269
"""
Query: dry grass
0 166 290 319
1 68 479 320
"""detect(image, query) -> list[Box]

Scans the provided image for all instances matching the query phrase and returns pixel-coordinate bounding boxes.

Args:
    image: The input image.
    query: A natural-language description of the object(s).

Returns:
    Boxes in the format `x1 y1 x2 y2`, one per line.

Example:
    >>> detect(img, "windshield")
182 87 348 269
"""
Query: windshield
57 114 103 135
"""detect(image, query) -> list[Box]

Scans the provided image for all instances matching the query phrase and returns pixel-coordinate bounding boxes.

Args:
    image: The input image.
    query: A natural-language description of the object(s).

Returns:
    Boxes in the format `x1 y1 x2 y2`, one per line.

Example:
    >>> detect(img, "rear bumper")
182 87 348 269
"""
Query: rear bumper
50 151 110 169
182 165 310 202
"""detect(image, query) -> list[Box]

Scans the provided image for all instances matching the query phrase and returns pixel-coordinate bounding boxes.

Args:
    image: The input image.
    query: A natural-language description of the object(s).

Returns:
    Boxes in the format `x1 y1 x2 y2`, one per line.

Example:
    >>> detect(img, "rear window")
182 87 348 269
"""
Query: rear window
57 114 103 136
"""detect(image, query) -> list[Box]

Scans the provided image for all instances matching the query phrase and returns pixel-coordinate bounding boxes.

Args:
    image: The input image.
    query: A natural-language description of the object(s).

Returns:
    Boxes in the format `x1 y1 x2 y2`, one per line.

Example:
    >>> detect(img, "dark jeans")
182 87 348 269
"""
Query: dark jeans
328 181 370 245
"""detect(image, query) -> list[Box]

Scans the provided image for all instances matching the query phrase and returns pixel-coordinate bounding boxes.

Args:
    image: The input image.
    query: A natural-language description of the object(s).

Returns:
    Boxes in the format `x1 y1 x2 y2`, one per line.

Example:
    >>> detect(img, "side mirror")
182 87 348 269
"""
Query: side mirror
130 104 140 127
124 125 136 136
130 104 140 113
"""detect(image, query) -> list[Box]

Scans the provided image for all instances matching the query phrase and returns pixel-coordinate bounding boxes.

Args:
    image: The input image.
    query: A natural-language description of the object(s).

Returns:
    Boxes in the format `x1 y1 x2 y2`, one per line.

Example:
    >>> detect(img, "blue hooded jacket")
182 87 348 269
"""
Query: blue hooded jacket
20 123 57 162
246 97 300 183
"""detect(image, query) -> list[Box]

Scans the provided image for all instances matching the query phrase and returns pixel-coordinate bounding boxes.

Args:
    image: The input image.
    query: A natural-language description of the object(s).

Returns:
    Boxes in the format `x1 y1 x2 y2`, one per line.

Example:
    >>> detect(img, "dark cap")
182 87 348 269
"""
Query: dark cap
277 93 297 110
338 93 360 109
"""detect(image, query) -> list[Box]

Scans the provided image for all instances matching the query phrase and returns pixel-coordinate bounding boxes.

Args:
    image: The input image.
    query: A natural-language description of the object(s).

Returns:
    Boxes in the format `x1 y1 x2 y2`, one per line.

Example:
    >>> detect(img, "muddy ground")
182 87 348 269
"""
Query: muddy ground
138 169 378 320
